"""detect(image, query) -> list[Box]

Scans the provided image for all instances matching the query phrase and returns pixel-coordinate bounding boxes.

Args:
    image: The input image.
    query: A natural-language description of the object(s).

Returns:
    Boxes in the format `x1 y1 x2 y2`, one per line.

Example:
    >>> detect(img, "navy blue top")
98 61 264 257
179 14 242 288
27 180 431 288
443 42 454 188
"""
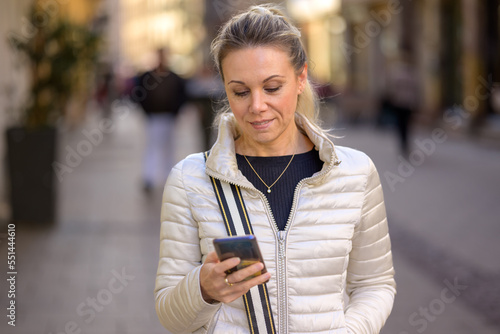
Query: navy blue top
236 149 323 231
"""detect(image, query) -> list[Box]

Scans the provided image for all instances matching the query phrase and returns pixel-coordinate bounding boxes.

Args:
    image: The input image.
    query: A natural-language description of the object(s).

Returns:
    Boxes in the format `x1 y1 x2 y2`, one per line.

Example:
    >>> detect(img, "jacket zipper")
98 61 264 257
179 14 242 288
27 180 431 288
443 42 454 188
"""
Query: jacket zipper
260 153 340 334
249 179 309 334
277 229 287 333
274 179 307 334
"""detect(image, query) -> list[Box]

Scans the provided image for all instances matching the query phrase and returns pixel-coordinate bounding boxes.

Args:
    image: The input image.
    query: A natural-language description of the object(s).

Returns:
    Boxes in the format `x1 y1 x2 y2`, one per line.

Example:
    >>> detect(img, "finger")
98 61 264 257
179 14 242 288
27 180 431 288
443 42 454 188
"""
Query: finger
231 271 271 294
216 257 241 274
230 262 265 282
252 271 272 285
219 271 272 304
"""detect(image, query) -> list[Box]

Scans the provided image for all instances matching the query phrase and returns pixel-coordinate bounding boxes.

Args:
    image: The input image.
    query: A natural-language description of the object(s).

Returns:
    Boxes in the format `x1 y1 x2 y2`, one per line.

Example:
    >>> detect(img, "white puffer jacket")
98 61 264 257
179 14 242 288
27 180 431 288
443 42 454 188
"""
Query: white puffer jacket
155 114 396 334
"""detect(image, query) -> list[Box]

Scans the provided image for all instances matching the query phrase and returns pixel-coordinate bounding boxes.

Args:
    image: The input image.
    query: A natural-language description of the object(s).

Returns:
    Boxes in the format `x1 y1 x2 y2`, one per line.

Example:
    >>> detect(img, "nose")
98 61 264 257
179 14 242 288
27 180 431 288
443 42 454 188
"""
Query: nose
250 91 267 114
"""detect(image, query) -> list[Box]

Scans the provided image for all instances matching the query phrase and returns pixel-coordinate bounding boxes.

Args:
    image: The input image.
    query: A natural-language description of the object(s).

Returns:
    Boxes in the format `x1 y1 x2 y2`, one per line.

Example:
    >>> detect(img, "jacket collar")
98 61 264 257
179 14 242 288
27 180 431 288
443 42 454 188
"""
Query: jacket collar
205 113 340 185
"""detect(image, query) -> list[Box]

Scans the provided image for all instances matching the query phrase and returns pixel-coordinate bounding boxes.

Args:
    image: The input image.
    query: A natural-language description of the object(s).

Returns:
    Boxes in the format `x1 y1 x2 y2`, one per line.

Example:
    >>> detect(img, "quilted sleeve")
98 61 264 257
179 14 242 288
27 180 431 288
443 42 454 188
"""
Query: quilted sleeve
344 158 396 334
154 160 220 333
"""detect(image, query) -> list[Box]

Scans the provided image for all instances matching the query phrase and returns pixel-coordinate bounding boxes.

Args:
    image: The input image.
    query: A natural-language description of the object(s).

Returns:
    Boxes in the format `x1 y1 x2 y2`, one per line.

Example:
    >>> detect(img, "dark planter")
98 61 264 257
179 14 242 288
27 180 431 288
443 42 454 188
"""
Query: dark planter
6 127 57 224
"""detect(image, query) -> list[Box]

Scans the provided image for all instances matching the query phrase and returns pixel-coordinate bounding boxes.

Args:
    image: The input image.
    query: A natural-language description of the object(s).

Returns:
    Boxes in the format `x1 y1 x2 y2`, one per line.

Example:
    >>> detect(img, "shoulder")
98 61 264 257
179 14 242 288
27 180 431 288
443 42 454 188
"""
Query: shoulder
331 146 384 204
162 152 215 210
165 152 207 187
170 152 206 176
334 146 376 175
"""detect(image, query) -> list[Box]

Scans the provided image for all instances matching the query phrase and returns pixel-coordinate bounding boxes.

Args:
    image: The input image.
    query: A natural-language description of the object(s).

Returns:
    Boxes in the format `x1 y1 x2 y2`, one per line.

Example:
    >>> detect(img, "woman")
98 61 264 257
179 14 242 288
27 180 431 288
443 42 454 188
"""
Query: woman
155 4 396 334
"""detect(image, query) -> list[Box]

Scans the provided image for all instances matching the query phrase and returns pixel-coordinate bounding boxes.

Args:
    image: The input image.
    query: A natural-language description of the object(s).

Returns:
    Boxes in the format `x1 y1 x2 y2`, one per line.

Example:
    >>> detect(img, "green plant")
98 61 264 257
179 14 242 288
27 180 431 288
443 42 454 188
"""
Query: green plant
8 1 101 128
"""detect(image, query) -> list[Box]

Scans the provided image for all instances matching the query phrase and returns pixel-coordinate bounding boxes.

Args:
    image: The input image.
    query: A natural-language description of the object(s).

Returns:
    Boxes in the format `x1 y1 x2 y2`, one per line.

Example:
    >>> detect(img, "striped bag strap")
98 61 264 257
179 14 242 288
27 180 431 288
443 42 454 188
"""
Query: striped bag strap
204 152 276 334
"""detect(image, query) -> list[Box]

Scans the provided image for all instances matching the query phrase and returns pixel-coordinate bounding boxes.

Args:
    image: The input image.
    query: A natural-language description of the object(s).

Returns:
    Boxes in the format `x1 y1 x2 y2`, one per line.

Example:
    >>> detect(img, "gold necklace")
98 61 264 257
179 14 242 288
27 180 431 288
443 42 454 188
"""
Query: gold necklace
243 153 295 194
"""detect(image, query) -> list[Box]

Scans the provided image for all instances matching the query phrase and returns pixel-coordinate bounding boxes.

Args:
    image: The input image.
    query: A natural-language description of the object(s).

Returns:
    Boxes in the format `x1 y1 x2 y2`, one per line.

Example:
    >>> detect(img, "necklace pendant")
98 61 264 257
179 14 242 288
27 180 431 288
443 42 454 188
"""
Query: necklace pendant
244 153 295 196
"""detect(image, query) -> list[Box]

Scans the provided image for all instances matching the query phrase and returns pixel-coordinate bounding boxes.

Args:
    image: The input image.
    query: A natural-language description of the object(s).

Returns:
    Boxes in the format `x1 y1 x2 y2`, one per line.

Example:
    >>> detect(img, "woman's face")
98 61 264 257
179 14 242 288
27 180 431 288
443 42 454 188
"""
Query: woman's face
221 46 307 155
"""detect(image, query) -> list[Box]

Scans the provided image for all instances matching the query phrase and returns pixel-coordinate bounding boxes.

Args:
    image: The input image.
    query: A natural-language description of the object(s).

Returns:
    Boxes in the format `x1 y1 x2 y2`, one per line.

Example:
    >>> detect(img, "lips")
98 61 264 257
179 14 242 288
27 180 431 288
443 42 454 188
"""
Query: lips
249 119 274 130
250 120 272 126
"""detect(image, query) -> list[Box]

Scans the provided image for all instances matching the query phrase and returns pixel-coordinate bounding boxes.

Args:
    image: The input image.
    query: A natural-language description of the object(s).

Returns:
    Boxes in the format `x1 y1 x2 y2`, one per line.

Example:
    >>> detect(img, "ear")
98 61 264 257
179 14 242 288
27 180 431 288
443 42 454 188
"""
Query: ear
298 63 308 94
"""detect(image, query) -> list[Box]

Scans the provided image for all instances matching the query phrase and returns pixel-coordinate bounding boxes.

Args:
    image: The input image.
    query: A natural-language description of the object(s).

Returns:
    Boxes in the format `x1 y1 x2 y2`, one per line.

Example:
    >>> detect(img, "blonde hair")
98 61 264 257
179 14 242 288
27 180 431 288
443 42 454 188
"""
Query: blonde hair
210 4 319 128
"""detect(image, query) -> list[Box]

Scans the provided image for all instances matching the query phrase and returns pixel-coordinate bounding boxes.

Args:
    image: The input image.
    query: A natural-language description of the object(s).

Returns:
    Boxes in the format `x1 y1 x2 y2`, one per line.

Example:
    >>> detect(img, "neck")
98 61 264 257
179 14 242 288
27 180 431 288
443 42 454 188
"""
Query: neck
236 130 313 157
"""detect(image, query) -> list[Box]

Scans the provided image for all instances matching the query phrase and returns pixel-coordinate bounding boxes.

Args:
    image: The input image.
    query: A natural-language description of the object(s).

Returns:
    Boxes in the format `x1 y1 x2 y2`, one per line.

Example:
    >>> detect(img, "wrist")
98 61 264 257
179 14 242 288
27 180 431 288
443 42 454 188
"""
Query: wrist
201 286 217 304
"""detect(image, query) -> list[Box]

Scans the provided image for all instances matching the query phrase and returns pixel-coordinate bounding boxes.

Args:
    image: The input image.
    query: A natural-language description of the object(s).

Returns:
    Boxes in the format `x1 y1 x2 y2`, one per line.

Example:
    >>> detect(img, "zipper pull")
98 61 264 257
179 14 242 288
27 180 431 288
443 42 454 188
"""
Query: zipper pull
278 231 286 259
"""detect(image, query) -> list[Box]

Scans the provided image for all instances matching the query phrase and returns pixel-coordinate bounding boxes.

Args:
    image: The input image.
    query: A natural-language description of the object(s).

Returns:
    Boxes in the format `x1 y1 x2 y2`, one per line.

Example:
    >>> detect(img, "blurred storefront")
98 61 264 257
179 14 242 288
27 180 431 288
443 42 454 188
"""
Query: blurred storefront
120 0 206 77
116 0 498 128
286 0 417 121
287 0 500 130
286 0 345 84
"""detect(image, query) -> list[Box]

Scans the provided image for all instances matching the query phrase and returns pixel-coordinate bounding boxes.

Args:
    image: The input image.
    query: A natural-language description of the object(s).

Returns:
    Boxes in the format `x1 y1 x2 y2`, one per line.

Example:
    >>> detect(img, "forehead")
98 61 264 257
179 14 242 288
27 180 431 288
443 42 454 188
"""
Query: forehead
221 46 294 82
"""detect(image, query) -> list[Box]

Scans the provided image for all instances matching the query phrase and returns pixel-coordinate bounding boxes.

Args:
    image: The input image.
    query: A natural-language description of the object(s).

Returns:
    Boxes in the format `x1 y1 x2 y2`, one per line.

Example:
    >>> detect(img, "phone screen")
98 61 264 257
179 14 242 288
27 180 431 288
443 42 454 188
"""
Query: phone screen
213 235 267 279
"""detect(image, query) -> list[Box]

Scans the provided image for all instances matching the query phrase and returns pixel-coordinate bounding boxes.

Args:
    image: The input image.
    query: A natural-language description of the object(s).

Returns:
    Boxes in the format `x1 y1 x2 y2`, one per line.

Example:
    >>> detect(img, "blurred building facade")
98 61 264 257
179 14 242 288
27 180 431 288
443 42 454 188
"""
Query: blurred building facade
287 0 500 129
0 0 205 223
119 0 206 76
1 0 499 223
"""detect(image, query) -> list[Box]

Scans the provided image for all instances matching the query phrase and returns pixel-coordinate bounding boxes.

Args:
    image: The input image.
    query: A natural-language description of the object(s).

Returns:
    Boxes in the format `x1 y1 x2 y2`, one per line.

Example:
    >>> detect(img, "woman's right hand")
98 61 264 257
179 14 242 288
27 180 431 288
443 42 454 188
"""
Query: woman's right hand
200 251 271 304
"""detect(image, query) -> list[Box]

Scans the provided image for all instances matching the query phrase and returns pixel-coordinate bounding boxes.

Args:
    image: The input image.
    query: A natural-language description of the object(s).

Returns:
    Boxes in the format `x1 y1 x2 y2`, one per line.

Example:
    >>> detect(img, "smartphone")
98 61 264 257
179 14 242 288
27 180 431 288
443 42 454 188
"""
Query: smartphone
213 235 267 280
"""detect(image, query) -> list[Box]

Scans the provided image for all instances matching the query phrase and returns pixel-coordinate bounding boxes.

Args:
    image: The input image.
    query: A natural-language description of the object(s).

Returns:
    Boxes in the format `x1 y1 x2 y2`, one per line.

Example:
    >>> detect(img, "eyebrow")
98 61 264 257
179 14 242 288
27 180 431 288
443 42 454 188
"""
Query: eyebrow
227 74 284 85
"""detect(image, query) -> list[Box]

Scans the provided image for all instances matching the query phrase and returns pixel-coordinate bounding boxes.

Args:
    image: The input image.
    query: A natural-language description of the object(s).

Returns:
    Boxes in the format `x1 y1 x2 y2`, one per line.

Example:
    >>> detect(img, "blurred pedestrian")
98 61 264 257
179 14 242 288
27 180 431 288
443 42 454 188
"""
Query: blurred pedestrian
155 4 395 333
94 62 115 117
387 54 418 156
186 64 224 150
133 48 186 192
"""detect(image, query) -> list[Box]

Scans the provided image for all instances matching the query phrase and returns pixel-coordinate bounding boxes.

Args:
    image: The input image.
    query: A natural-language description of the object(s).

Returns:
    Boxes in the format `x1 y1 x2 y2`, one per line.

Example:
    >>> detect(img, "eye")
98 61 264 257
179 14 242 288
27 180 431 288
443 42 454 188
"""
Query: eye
265 86 281 93
234 91 249 97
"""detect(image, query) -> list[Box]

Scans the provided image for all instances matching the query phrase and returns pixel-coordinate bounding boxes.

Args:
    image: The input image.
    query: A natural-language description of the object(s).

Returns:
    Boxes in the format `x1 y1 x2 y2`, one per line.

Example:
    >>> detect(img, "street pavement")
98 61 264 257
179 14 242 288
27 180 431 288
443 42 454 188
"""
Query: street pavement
1 102 499 334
